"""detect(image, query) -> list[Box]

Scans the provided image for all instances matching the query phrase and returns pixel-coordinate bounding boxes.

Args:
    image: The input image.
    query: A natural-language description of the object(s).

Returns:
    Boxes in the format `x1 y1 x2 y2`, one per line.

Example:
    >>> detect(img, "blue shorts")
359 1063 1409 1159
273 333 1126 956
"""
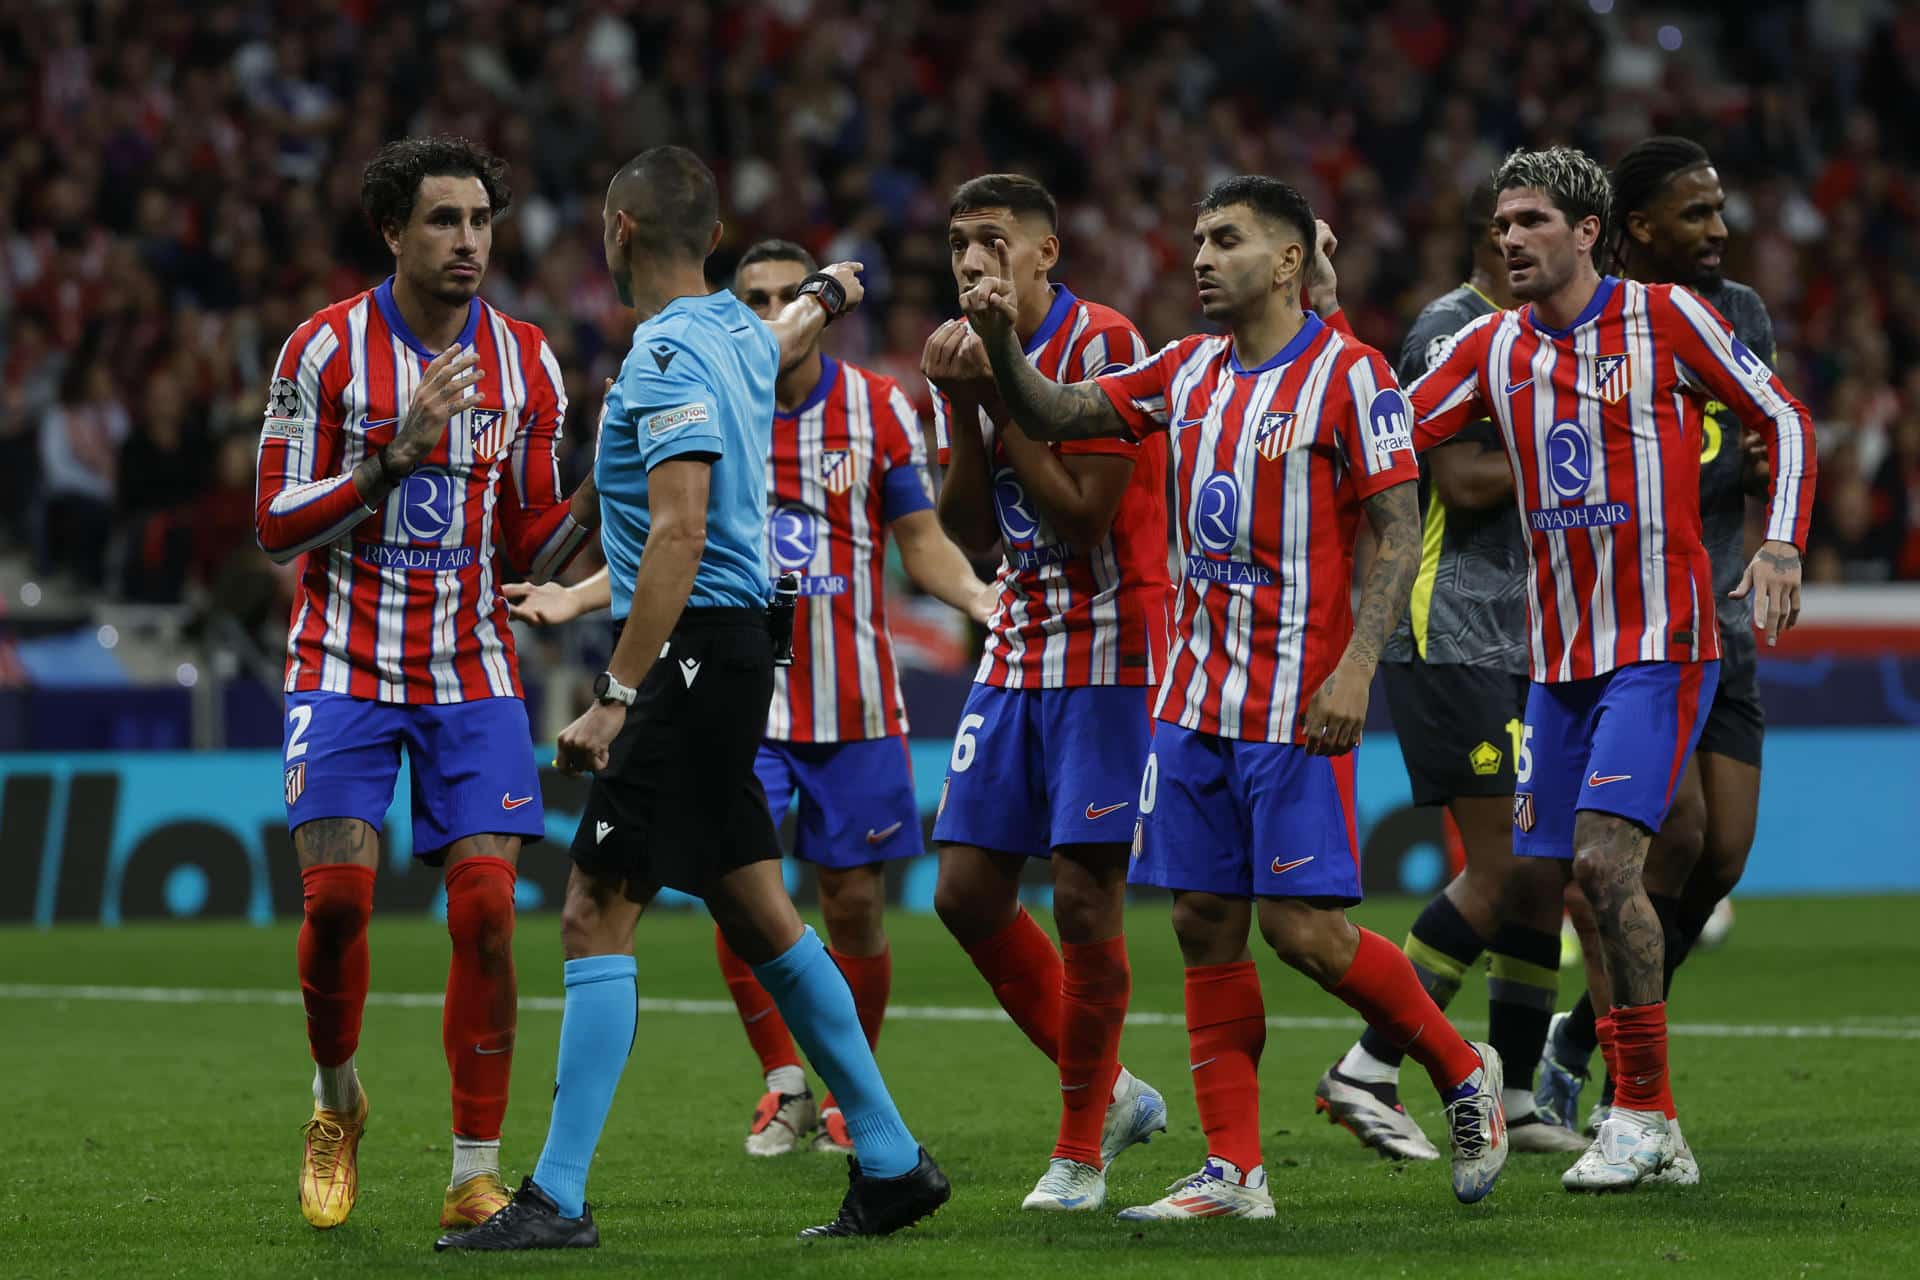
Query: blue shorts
931 683 1154 857
1128 722 1362 902
756 736 922 869
1512 661 1719 859
281 690 545 862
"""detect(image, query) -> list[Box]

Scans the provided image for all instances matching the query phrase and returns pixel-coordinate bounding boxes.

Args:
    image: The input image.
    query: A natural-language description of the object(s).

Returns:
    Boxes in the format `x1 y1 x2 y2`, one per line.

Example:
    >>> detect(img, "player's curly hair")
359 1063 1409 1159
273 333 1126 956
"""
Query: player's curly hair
1199 175 1315 252
1607 136 1713 273
1492 146 1611 246
361 135 511 237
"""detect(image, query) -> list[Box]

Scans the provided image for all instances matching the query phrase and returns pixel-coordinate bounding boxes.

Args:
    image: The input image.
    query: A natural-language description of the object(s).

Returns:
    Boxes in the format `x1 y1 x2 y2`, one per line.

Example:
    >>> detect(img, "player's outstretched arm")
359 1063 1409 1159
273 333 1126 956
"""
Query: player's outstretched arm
1427 438 1515 511
505 566 612 626
960 240 1126 443
1302 479 1420 756
891 509 996 624
554 460 709 774
767 262 865 372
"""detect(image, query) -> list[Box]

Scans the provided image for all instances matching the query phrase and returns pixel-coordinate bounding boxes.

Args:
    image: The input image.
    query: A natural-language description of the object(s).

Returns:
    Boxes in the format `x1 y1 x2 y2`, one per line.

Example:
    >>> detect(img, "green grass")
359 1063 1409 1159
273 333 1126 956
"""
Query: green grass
3 896 1918 1278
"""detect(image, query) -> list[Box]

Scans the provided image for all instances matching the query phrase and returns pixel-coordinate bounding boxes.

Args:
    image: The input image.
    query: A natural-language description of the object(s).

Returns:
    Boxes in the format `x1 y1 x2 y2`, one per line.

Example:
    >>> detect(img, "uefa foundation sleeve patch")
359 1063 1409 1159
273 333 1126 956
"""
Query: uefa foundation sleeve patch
646 403 712 437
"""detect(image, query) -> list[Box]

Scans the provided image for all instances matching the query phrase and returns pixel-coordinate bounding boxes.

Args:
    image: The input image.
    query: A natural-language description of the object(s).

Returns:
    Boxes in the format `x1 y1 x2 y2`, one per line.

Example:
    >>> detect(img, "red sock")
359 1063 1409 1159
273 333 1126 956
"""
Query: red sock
297 864 375 1068
1184 960 1266 1174
1609 1002 1675 1118
1054 937 1131 1166
715 925 801 1077
443 856 517 1141
829 947 892 1051
961 908 1064 1063
1330 928 1483 1092
1596 1013 1618 1082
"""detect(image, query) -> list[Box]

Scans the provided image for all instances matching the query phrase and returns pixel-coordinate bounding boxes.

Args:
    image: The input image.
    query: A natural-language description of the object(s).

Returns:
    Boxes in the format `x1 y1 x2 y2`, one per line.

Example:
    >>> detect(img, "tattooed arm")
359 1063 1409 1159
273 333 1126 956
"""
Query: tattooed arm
958 238 1130 443
1301 479 1420 755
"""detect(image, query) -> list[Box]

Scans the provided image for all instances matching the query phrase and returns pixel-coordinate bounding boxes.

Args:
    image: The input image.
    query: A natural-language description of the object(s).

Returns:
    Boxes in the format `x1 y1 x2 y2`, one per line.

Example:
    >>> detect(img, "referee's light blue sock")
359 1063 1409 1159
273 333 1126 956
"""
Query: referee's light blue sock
530 954 638 1218
752 926 920 1178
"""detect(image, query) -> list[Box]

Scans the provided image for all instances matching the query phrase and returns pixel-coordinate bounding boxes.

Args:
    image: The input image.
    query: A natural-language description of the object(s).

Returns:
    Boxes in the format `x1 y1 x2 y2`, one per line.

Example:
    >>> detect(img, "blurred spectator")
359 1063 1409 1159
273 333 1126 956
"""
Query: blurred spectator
37 349 128 588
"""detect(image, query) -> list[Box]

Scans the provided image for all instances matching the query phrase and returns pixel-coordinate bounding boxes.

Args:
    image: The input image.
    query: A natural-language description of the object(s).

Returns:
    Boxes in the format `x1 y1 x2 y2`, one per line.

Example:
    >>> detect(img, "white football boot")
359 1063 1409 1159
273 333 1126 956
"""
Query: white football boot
1443 1042 1510 1204
1562 1107 1673 1192
1115 1156 1275 1221
1100 1069 1169 1167
1021 1157 1106 1212
743 1088 817 1157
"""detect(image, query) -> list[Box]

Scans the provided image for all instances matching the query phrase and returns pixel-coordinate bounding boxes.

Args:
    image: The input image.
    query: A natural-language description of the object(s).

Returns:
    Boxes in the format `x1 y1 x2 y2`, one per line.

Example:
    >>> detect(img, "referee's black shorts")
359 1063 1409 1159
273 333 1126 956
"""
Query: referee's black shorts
571 607 778 897
1381 653 1529 808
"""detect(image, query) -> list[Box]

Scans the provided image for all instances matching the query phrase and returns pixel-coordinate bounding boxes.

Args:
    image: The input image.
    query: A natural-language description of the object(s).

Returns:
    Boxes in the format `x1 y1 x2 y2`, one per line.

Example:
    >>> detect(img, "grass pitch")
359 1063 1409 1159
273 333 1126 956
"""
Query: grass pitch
3 895 1917 1278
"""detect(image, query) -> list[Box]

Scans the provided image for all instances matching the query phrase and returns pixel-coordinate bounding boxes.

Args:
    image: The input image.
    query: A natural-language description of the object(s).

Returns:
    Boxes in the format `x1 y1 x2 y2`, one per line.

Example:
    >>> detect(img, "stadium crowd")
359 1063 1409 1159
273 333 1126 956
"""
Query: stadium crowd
2 0 1917 631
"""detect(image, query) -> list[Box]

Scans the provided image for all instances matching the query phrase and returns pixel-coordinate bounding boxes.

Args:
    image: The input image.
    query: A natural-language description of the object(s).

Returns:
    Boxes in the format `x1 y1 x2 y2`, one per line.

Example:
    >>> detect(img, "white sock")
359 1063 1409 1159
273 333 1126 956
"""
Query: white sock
766 1065 806 1096
1338 1042 1400 1086
452 1136 501 1186
313 1059 360 1113
1109 1065 1134 1105
1503 1087 1538 1119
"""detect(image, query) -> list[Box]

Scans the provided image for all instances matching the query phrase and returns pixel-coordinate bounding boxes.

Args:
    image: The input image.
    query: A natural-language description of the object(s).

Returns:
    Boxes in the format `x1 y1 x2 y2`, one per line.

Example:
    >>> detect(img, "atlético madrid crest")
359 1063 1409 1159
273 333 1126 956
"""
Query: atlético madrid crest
285 762 306 806
1254 411 1300 462
1592 353 1633 404
820 449 855 496
468 408 510 462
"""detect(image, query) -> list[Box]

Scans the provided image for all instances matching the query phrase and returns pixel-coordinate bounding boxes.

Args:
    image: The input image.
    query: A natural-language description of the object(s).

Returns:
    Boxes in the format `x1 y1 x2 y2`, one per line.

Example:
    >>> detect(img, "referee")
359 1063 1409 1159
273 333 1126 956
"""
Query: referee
439 147 948 1253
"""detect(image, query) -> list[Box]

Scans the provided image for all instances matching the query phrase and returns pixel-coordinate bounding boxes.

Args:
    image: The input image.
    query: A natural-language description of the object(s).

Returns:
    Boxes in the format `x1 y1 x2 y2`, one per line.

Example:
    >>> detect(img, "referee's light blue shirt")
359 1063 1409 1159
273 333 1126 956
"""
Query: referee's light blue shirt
597 290 781 619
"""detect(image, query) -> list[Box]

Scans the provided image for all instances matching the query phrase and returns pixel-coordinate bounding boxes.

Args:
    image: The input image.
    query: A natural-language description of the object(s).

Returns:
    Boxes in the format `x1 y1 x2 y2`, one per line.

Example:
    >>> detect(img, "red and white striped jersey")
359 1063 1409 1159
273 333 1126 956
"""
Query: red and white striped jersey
1408 276 1816 684
932 284 1171 689
254 278 590 704
1096 313 1418 743
765 357 935 742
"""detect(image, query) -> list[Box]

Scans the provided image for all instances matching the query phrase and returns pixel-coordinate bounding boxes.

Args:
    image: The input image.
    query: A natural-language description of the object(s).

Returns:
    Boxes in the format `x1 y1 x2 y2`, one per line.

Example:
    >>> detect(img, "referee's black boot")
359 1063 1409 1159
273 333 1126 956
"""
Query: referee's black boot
798 1147 951 1239
433 1177 598 1252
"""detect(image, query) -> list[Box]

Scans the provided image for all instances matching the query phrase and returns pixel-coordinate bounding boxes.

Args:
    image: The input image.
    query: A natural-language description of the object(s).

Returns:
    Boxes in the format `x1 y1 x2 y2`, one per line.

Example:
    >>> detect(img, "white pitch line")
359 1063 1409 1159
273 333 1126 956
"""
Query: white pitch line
2 982 1917 1041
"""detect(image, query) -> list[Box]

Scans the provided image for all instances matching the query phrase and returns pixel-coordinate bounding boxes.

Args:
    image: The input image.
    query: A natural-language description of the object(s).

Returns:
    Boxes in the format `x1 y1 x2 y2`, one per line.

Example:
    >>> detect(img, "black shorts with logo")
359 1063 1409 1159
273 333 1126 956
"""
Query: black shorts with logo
1381 654 1529 808
1695 652 1764 767
570 608 779 896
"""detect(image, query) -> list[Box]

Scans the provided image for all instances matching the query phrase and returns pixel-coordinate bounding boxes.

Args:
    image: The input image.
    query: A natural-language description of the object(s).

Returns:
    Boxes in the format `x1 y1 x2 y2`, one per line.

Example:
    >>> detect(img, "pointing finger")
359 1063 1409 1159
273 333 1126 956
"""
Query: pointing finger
991 238 1011 279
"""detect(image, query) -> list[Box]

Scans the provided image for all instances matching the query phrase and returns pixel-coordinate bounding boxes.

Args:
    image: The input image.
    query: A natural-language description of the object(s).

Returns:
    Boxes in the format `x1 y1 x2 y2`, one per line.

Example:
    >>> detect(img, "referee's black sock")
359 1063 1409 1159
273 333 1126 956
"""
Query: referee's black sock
1354 894 1485 1071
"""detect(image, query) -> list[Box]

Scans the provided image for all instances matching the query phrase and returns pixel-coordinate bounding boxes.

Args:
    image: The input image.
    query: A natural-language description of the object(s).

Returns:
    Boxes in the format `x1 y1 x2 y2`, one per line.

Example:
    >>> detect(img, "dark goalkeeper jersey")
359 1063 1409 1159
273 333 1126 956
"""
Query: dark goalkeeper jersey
1382 283 1529 673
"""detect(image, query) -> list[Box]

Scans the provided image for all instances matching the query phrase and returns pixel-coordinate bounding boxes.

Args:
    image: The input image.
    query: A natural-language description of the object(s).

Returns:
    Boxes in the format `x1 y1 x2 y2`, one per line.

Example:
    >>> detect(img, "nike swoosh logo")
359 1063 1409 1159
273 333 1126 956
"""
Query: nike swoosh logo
1176 416 1205 429
1505 378 1533 394
1269 855 1316 875
474 1044 513 1056
1189 1057 1217 1072
1085 801 1129 820
1060 1083 1091 1092
501 793 533 810
742 1008 774 1025
865 820 905 845
1587 772 1632 787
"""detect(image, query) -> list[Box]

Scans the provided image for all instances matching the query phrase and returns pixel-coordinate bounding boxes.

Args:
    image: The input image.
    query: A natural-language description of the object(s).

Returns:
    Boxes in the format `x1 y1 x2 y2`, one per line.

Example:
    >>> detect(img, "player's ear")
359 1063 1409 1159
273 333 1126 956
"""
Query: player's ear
1575 213 1601 255
1035 232 1060 275
707 221 724 257
1626 210 1654 248
381 219 404 258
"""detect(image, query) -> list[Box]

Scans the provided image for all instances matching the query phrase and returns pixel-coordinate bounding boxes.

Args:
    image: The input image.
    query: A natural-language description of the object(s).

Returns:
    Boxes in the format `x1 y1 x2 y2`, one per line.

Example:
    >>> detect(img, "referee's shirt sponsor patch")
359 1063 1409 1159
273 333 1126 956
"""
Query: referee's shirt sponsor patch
646 402 712 437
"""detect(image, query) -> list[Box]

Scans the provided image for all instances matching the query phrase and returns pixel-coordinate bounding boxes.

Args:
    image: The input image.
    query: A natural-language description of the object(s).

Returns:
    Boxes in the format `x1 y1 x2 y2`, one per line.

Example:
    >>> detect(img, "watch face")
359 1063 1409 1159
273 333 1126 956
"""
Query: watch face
593 672 612 699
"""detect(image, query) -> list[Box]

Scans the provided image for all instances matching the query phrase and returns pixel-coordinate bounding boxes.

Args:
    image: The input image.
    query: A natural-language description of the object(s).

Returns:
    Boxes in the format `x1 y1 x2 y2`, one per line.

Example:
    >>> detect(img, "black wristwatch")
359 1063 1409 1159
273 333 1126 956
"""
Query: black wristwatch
795 271 849 324
593 671 638 707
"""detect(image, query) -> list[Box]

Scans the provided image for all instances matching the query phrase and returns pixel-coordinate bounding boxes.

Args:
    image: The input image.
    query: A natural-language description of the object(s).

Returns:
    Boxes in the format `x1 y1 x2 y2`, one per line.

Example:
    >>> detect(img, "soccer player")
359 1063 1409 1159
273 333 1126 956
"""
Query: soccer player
958 175 1511 1218
1319 186 1588 1159
254 136 596 1231
438 147 947 1252
919 173 1171 1213
1538 136 1781 1140
506 237 994 1160
1406 146 1813 1190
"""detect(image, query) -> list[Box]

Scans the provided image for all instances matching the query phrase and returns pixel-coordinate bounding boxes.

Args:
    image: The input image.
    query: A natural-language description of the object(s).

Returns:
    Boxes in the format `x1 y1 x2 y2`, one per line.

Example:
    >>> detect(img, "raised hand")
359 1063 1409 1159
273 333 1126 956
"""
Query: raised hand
921 318 996 398
1730 538 1803 647
1305 218 1339 312
958 238 1019 341
388 345 483 473
819 261 866 314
